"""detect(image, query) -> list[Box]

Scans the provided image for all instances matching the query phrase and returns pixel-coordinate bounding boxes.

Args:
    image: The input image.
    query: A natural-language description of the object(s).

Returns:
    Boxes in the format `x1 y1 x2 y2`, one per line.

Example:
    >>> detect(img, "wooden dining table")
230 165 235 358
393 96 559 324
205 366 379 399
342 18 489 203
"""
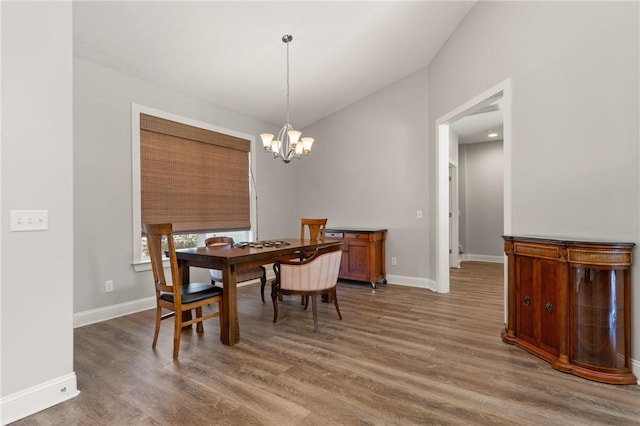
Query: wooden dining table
175 238 343 346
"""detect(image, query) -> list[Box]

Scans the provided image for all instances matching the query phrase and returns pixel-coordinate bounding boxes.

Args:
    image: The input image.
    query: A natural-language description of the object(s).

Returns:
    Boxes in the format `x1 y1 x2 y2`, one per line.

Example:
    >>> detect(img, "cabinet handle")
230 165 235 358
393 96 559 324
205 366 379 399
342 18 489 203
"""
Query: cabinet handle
545 302 553 313
523 295 531 306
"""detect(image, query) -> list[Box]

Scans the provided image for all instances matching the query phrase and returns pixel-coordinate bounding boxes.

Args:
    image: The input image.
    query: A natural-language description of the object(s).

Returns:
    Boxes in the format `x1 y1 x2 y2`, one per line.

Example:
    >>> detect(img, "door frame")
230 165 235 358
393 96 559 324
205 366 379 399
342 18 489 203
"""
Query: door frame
435 78 512 294
449 163 460 269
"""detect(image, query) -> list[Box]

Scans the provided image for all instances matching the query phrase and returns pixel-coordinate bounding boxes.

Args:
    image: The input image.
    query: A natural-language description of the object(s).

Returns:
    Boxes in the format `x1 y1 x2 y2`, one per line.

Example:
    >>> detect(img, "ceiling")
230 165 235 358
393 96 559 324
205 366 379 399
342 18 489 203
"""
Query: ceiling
450 104 503 144
73 1 476 129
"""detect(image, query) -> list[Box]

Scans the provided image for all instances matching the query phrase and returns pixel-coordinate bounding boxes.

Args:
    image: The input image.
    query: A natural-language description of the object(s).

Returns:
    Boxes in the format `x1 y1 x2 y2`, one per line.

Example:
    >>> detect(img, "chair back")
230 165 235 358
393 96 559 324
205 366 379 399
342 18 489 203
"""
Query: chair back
279 245 342 292
143 223 180 296
206 236 234 248
300 218 327 242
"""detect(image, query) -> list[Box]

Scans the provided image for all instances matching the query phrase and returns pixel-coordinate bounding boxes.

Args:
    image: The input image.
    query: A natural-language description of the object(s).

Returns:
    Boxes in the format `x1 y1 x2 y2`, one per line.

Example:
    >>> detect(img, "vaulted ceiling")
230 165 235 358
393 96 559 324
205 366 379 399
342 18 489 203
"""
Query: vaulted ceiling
73 1 475 128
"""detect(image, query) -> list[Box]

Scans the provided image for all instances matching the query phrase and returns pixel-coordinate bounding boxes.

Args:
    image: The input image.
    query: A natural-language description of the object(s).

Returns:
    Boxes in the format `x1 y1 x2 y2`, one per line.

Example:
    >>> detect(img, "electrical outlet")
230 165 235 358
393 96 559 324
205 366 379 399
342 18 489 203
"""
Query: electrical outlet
105 280 114 292
391 257 397 266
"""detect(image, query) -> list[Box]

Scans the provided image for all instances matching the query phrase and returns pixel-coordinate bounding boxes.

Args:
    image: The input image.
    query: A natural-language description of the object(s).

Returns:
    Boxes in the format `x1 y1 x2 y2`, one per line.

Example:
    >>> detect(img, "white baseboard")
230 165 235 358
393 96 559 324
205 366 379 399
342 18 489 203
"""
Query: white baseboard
461 254 504 263
1 373 79 425
633 358 640 385
74 296 156 328
73 275 274 329
383 274 437 292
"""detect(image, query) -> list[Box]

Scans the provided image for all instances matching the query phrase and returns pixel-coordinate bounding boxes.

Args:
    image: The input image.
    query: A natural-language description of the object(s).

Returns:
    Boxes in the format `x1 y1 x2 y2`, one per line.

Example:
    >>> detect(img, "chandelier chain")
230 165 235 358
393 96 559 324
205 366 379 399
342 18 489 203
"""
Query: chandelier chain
286 37 290 124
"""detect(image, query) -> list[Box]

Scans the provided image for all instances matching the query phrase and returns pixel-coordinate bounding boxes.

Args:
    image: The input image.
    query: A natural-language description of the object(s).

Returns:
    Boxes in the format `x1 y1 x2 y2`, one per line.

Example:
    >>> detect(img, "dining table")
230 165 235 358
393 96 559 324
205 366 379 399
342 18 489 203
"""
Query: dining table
175 238 343 346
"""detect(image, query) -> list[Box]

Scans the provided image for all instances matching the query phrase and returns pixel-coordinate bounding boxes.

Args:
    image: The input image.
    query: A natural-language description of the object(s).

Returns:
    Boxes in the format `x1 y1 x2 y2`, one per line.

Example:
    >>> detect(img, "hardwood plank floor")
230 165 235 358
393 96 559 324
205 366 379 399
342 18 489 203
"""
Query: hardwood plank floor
14 262 640 425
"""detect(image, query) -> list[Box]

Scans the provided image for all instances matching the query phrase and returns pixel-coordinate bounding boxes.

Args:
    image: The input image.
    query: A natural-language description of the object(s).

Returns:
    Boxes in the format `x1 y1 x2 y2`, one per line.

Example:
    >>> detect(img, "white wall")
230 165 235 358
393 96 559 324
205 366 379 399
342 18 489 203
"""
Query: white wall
459 141 503 259
301 69 432 286
1 2 78 423
73 57 299 315
428 1 640 362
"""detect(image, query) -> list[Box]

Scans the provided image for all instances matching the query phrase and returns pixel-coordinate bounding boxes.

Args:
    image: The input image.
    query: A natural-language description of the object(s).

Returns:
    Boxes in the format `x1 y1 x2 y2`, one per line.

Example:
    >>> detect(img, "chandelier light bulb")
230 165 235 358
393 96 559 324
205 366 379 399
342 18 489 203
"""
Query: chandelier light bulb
301 137 314 154
260 133 274 149
287 130 301 143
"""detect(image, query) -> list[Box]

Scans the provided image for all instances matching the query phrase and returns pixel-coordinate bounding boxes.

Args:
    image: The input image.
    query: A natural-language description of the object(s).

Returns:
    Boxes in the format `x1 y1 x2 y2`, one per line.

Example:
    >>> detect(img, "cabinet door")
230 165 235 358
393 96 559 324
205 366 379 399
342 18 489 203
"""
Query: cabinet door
538 259 560 356
338 245 349 278
344 239 371 281
515 256 537 346
572 267 627 368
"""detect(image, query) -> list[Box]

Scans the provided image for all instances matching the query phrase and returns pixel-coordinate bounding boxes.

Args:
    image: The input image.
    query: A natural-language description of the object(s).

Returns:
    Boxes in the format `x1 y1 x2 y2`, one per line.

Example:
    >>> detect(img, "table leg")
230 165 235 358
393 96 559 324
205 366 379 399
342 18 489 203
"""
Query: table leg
220 264 239 345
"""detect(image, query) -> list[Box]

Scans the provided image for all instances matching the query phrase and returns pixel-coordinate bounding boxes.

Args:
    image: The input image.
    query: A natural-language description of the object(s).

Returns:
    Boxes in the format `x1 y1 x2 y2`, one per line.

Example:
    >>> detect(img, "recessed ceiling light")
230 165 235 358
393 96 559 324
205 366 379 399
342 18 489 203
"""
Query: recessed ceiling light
488 132 499 138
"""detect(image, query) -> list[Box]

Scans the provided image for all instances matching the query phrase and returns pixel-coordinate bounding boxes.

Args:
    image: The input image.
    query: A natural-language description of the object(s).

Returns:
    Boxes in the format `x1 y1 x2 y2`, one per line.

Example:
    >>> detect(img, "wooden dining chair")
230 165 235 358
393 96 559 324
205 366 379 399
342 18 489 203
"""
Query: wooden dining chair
144 223 223 359
206 236 268 303
271 243 343 332
300 218 327 242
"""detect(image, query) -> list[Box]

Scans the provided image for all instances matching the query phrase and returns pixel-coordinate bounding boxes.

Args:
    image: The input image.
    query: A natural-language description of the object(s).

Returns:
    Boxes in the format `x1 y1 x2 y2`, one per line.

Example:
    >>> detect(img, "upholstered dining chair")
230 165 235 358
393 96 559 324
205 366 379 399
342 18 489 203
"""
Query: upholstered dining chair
271 243 343 332
300 218 327 242
144 223 223 359
205 237 268 303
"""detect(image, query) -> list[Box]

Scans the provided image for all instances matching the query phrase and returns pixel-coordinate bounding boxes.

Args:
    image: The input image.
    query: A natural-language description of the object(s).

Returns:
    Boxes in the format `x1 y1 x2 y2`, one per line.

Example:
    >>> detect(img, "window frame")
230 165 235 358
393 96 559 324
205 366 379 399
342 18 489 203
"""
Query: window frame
131 103 257 271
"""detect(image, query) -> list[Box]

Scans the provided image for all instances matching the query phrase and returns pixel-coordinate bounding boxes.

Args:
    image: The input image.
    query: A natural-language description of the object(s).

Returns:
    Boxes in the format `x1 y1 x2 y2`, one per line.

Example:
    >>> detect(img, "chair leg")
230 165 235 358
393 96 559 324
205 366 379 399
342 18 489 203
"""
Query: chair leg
173 311 182 359
311 294 318 333
271 286 279 323
195 306 204 333
259 266 267 304
303 295 309 310
332 288 343 320
152 305 162 348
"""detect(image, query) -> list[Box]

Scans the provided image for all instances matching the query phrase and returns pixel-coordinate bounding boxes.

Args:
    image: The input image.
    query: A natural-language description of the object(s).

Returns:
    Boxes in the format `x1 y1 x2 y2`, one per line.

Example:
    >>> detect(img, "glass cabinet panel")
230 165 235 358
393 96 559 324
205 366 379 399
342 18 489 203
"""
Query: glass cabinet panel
572 267 626 369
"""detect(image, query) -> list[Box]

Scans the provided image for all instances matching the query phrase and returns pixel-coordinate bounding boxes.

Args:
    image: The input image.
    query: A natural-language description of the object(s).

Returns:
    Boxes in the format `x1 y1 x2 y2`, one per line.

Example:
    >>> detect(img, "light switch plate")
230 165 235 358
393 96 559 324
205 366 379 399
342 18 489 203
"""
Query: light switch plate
10 210 49 231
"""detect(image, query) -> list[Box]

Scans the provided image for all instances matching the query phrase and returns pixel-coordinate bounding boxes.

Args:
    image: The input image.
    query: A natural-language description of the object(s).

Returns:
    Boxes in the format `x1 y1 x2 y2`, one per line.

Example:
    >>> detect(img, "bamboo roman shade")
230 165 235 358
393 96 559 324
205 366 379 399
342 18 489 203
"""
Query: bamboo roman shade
140 113 250 233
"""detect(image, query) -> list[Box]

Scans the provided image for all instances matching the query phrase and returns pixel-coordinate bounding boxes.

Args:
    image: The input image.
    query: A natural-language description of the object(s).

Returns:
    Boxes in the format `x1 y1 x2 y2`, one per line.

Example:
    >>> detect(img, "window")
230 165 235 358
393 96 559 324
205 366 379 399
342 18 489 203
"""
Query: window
132 104 256 269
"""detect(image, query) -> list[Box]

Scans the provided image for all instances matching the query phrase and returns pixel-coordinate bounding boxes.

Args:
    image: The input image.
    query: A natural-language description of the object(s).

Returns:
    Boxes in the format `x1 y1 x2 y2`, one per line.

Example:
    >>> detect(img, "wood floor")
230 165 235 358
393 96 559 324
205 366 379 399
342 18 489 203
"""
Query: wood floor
14 262 640 425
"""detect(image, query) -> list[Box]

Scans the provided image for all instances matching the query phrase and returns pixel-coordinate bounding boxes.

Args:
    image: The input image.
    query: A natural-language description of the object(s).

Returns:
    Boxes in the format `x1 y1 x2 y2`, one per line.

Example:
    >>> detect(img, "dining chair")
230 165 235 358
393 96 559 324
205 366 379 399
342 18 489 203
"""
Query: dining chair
300 218 327 242
271 243 343 332
144 223 223 359
206 237 268 303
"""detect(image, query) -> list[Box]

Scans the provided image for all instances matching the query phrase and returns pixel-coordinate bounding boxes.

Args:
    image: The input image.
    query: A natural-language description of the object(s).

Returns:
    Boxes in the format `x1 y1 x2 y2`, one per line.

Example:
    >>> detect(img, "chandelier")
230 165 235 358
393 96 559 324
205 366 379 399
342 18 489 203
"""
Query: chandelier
260 35 314 163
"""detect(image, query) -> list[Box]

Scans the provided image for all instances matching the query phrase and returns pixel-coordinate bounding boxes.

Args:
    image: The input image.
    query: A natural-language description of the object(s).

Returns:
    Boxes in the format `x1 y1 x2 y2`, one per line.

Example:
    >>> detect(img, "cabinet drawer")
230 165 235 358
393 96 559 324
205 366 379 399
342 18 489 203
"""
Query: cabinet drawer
345 233 370 240
567 248 632 266
514 242 559 260
326 232 344 239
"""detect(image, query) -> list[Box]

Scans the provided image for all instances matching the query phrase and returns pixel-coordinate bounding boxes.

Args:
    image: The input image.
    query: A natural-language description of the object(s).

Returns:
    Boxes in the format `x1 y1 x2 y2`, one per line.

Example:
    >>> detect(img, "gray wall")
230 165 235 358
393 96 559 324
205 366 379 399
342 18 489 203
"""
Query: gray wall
302 69 432 282
459 141 504 258
1 1 76 419
428 1 639 358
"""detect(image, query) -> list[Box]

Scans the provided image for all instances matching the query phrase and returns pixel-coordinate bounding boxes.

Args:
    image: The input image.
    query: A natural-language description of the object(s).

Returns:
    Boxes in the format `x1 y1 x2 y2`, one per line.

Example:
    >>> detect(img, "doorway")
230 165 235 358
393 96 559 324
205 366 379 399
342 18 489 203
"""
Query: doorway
435 79 512 295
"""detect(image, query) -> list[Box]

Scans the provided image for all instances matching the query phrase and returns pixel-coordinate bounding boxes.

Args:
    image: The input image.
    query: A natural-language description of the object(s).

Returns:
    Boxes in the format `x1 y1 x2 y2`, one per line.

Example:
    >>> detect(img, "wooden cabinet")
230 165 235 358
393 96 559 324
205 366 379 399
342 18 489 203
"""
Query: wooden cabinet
502 235 636 384
326 228 387 288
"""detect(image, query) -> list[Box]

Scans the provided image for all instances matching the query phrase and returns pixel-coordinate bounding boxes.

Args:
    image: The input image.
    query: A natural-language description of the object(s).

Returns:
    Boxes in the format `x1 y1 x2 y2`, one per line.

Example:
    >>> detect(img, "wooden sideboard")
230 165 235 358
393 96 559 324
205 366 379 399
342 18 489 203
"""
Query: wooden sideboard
326 228 387 288
502 235 636 384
